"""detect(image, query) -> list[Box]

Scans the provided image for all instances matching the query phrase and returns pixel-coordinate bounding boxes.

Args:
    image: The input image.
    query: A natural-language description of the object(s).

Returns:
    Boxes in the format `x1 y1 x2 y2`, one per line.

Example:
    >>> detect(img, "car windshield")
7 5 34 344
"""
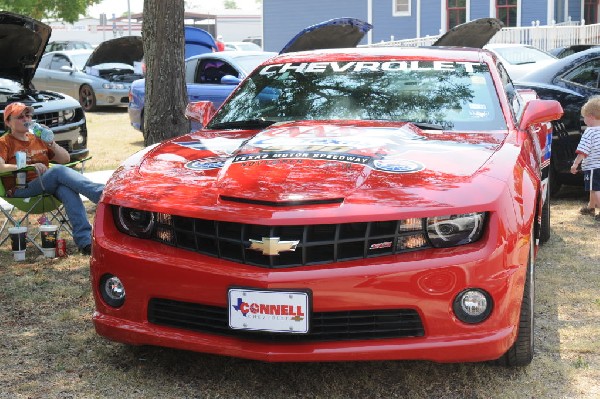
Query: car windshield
492 46 556 65
208 59 507 131
70 53 92 70
231 54 275 72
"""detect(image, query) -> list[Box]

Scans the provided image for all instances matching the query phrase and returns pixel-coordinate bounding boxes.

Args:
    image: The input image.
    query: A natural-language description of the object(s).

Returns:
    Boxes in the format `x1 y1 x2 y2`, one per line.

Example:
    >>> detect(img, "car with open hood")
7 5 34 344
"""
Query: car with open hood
32 36 143 112
90 18 563 366
0 12 88 159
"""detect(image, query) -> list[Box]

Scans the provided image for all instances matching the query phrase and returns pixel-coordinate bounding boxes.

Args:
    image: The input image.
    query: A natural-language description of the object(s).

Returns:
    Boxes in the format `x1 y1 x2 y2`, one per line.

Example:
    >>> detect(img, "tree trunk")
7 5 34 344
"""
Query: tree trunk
142 0 189 146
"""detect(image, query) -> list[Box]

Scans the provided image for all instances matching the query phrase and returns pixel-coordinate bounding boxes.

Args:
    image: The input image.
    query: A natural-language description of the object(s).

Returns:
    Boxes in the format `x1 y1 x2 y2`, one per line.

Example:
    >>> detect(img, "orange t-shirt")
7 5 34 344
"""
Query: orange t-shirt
0 133 55 192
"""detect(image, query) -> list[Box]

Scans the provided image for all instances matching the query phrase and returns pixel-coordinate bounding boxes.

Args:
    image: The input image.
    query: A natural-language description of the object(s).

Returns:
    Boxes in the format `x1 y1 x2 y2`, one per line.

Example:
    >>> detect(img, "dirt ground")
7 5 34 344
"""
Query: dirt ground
0 109 598 398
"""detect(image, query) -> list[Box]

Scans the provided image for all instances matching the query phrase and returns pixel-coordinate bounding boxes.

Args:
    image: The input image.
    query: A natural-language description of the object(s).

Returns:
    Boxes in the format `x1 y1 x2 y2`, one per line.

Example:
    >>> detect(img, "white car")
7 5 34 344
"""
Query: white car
484 43 558 81
224 41 262 51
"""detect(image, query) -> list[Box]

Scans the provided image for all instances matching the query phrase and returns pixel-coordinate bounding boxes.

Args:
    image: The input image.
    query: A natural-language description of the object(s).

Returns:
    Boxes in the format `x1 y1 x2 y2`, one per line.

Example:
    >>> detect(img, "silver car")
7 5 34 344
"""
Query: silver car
33 36 143 112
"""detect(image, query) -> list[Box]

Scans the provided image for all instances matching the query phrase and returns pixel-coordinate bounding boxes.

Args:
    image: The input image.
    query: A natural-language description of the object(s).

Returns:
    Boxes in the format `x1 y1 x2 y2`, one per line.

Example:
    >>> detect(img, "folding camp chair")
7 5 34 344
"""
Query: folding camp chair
0 158 90 254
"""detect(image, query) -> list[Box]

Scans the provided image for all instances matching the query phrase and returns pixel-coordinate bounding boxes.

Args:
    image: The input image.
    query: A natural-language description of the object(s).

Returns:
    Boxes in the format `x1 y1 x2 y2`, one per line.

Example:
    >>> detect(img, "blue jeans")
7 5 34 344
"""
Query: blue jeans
13 165 105 249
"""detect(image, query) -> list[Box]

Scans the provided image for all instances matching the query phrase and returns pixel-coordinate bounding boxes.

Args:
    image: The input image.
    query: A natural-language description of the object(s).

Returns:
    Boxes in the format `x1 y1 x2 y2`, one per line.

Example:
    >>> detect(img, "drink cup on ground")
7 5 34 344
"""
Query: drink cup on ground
9 226 27 261
40 224 58 258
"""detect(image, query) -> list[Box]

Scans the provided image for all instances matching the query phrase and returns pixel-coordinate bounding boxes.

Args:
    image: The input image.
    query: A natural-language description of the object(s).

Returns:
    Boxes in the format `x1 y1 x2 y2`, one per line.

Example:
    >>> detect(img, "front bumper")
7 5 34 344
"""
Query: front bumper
90 203 527 363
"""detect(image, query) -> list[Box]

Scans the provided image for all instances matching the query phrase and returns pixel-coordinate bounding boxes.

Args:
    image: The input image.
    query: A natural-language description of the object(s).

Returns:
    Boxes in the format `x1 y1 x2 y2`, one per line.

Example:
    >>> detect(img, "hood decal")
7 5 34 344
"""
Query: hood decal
172 123 492 175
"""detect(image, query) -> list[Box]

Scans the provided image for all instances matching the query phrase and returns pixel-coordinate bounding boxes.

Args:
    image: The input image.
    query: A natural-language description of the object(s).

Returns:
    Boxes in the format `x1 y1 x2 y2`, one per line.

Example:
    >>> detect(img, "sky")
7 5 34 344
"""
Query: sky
87 0 259 18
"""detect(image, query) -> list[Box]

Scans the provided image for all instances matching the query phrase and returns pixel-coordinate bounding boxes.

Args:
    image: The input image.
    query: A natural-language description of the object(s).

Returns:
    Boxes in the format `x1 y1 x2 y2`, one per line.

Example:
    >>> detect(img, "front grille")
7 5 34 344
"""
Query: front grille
148 298 425 342
149 213 430 269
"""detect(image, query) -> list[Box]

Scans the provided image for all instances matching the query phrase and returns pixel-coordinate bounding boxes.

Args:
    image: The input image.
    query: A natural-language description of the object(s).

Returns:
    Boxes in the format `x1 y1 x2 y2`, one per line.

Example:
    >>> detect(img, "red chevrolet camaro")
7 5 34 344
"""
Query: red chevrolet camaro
90 19 563 366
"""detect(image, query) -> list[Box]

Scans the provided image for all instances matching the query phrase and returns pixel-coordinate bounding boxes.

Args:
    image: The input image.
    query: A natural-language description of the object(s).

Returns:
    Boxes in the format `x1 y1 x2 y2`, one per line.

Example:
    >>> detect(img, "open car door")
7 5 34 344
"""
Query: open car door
279 17 372 54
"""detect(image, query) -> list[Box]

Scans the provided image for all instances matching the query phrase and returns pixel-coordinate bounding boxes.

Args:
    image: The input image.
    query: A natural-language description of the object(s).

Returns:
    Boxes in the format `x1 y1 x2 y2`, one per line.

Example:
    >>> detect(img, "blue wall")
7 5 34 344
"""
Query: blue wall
521 0 548 25
263 0 584 49
263 0 367 52
569 1 582 22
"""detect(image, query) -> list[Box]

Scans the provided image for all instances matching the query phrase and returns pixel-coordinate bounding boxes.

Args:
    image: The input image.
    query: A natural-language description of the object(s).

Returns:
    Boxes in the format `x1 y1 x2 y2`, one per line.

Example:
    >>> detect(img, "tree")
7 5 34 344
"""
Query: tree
142 0 189 146
224 0 238 9
0 0 101 23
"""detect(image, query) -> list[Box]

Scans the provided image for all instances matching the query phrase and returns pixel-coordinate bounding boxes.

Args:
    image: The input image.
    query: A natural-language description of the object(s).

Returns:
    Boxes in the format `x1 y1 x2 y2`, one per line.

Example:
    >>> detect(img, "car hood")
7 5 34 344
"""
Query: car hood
433 18 503 48
0 12 51 87
105 121 507 217
280 18 373 54
184 26 218 58
85 35 143 67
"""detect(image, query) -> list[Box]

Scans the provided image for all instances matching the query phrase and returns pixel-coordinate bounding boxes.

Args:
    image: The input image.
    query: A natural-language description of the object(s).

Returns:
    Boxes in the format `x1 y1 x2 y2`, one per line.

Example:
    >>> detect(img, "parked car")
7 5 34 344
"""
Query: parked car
224 41 262 51
515 46 600 193
91 18 563 367
1 12 88 160
484 43 558 81
32 36 144 112
45 40 93 53
243 36 262 48
128 51 276 132
549 44 599 58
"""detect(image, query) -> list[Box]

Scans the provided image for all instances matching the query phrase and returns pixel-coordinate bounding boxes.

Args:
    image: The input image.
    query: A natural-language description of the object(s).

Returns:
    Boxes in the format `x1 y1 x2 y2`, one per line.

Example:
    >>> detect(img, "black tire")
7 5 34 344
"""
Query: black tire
496 229 535 367
539 192 551 245
549 162 561 198
79 84 97 112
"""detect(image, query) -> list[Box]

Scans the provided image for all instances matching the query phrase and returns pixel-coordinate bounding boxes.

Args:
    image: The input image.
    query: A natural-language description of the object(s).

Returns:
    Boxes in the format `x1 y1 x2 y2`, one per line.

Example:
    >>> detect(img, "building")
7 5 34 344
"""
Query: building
263 0 599 51
45 10 261 46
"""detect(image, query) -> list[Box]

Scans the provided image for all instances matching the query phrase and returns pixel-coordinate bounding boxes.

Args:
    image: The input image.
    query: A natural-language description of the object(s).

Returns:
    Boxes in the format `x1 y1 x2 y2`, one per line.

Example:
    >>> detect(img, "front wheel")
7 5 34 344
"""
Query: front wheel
79 84 97 112
496 228 535 367
539 192 551 245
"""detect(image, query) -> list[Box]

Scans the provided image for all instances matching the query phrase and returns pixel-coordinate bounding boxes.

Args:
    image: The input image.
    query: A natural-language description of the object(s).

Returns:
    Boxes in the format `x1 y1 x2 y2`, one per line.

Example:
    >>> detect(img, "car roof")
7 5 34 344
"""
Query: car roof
485 43 536 48
46 49 93 56
519 46 600 82
186 50 277 61
269 46 486 63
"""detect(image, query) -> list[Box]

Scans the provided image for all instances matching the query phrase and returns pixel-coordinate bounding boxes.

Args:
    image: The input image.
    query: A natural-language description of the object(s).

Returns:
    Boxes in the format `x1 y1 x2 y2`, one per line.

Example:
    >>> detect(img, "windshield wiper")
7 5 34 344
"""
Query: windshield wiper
209 119 276 130
408 122 446 130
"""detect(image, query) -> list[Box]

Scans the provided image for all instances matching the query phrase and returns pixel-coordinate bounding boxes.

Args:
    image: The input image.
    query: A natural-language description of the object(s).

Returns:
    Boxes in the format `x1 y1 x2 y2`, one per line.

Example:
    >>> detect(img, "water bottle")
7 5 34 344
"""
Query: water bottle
25 121 54 143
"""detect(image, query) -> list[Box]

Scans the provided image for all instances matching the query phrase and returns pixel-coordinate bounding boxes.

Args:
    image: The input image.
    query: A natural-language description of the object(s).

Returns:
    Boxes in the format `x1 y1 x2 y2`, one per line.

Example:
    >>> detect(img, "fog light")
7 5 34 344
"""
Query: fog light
453 288 492 324
100 274 126 308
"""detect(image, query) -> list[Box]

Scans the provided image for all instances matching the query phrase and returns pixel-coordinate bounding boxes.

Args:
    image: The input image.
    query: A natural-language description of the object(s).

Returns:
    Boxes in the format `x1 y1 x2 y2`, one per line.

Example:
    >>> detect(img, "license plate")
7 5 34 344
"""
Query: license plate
228 288 309 333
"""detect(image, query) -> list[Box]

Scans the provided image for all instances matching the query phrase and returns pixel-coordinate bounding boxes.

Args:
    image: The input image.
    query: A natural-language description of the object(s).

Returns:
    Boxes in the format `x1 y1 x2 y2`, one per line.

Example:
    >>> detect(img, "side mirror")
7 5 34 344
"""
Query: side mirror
221 75 242 85
59 65 75 73
185 101 217 129
518 99 563 131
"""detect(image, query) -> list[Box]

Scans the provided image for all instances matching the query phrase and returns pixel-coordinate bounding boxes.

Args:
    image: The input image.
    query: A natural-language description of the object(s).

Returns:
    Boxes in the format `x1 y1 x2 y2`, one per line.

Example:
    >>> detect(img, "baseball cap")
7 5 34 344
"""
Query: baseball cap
3 102 34 125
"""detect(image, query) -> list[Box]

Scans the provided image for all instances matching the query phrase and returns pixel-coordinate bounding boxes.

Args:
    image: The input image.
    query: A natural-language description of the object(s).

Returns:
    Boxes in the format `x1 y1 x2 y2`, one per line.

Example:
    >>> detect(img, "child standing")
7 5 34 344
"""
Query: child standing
571 96 600 220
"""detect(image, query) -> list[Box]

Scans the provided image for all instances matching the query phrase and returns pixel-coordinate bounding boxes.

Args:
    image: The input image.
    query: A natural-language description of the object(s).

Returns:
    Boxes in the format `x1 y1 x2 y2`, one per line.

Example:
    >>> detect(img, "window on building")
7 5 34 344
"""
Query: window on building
584 0 599 24
393 0 411 16
447 0 466 29
497 0 518 27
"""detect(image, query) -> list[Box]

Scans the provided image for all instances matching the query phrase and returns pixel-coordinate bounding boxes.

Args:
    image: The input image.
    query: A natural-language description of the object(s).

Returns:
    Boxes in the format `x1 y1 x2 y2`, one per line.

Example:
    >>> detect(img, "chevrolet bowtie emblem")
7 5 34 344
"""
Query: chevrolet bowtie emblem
248 237 300 256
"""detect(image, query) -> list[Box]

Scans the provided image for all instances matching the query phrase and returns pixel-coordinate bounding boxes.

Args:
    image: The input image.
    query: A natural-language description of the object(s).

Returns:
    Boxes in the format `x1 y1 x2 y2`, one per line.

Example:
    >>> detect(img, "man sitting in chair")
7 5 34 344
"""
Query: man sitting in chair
0 102 104 255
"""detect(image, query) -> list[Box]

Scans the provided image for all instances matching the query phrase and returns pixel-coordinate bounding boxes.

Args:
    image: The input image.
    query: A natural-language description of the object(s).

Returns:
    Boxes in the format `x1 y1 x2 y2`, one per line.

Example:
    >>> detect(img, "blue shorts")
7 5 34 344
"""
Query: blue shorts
583 168 600 191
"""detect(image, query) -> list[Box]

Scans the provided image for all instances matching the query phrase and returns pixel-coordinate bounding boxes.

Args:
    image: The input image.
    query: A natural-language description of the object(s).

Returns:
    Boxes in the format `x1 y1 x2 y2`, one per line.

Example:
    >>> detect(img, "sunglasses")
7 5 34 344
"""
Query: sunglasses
13 113 33 120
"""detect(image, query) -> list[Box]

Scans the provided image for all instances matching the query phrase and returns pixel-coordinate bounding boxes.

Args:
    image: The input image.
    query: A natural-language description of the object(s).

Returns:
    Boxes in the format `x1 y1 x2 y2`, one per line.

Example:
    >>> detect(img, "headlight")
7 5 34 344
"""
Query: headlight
426 212 486 248
100 274 126 307
453 288 493 323
114 206 155 238
61 108 76 122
